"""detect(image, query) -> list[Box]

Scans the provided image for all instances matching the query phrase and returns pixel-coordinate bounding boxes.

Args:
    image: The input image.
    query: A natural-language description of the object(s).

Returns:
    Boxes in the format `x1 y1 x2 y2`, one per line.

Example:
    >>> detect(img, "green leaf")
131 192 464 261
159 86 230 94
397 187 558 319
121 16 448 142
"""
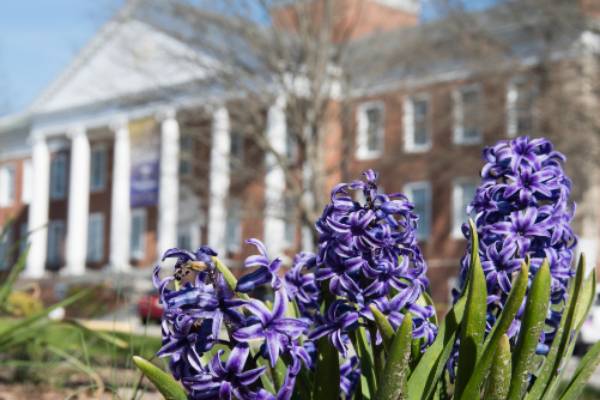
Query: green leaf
508 260 551 400
370 304 395 351
375 313 413 400
312 336 340 400
483 334 512 400
460 260 529 399
352 326 378 397
0 246 28 308
558 339 600 400
455 219 487 398
212 257 249 300
132 356 187 400
0 289 90 349
407 295 466 400
527 255 589 400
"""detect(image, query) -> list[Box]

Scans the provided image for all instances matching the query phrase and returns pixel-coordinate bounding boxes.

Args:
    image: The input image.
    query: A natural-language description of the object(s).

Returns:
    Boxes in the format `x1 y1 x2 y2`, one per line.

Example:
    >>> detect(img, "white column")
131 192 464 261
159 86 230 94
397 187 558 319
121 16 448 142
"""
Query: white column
25 134 50 278
208 107 231 249
264 96 287 256
158 109 180 256
109 119 131 271
65 126 90 275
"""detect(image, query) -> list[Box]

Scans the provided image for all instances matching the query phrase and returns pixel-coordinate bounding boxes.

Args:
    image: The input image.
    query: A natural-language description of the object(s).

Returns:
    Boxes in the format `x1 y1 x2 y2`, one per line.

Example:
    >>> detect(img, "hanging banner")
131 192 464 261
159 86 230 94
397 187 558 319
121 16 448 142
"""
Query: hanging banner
129 118 160 207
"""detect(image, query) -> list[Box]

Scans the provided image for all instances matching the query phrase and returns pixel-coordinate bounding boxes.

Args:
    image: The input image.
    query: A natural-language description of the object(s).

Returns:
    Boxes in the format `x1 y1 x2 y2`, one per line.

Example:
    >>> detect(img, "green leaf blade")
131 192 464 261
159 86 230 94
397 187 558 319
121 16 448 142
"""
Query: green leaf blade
455 219 488 398
460 260 529 399
375 313 413 400
508 260 551 400
483 334 512 400
132 356 187 400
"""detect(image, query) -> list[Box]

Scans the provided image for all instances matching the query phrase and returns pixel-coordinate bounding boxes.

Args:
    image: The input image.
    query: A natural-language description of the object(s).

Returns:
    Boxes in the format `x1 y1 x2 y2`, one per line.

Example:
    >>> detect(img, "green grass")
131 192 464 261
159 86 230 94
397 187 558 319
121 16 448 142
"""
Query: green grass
0 317 161 368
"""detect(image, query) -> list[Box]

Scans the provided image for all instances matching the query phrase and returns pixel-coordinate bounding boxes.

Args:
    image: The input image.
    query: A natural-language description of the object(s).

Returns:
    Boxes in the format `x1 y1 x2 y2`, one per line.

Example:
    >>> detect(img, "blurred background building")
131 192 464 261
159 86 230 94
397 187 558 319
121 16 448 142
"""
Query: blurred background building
1 0 600 305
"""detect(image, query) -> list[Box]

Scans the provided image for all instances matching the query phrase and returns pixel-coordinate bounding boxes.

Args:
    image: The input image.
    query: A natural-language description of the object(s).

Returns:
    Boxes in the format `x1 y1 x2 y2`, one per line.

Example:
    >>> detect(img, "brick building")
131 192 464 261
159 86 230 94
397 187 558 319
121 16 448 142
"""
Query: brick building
0 0 599 303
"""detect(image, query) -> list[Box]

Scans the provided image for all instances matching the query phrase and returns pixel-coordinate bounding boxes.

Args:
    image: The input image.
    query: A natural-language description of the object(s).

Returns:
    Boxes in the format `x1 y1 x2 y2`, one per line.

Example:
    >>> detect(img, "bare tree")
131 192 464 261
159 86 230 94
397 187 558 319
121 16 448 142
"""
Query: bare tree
127 0 374 249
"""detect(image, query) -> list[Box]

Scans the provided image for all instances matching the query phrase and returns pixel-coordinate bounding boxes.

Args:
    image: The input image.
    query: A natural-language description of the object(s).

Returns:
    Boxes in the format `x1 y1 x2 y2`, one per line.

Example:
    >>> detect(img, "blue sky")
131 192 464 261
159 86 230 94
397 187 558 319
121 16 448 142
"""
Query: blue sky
0 0 123 116
0 0 496 117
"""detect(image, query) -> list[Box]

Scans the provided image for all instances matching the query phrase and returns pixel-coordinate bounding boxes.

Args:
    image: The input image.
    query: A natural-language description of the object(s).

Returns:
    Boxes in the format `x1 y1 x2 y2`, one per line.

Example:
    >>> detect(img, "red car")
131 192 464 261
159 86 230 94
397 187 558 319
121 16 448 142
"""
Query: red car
137 292 163 324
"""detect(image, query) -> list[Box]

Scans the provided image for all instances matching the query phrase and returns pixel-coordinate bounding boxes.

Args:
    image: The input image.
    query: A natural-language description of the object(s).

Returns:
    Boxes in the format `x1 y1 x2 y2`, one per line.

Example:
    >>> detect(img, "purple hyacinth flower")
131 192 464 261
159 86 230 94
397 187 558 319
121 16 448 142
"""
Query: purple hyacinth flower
233 288 309 366
284 252 319 312
309 301 358 356
455 136 577 361
237 239 283 293
183 344 266 400
313 169 437 350
340 356 361 398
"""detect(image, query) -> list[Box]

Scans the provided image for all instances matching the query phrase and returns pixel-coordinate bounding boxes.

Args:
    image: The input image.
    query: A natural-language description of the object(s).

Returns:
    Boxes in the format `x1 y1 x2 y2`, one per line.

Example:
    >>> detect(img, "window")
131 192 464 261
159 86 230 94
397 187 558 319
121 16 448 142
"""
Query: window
177 230 192 251
452 180 478 238
86 213 104 262
0 226 13 270
179 134 194 176
507 78 536 137
130 209 147 260
19 222 28 254
90 146 107 192
0 165 16 207
47 220 65 266
356 102 385 159
225 200 242 253
284 197 297 246
404 182 432 240
50 154 67 200
404 95 431 152
286 130 299 163
22 160 32 204
453 85 483 144
230 132 245 169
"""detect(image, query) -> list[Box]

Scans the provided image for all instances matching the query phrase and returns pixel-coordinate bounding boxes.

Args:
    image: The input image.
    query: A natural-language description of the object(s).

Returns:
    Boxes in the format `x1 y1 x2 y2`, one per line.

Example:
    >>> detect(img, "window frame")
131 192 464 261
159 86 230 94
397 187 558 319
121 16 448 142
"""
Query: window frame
404 94 432 153
356 101 385 160
451 178 479 239
50 153 68 200
403 181 432 241
225 199 242 253
0 164 16 207
86 212 105 262
506 76 537 138
130 208 147 261
47 220 65 266
453 84 483 145
90 145 107 193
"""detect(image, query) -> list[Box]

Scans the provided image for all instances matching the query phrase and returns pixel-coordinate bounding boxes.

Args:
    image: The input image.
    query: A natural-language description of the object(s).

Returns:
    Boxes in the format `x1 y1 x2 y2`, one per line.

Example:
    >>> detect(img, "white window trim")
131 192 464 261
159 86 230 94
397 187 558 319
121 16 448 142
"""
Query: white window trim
451 178 478 239
130 208 147 261
87 212 104 262
506 76 537 138
404 181 432 241
0 164 16 207
404 94 432 153
453 84 483 145
356 100 385 160
90 145 107 193
50 153 67 200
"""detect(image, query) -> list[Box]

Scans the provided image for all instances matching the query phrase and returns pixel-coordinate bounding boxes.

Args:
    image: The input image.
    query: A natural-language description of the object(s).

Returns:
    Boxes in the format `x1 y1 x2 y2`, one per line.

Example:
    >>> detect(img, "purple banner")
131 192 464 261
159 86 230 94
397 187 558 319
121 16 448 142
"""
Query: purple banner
130 160 159 207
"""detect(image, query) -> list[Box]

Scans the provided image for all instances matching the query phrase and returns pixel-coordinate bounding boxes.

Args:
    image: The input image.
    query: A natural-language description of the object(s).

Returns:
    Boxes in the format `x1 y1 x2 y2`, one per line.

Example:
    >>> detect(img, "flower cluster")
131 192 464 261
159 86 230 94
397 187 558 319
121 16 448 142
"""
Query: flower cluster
455 136 577 353
312 169 436 352
154 245 309 400
153 170 436 399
